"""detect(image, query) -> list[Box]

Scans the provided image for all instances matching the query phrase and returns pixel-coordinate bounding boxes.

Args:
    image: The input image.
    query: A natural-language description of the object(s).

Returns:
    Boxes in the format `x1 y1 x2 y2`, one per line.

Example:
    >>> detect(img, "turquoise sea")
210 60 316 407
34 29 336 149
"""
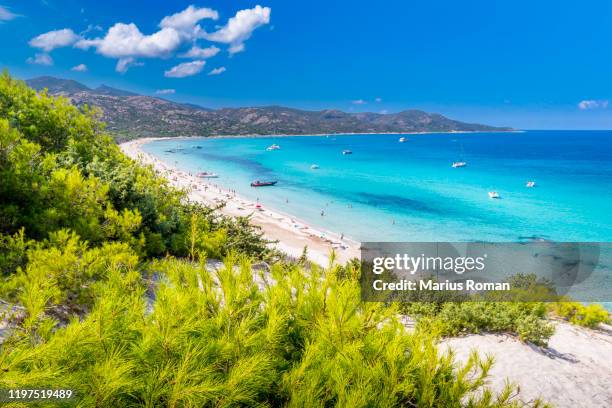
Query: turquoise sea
142 130 612 243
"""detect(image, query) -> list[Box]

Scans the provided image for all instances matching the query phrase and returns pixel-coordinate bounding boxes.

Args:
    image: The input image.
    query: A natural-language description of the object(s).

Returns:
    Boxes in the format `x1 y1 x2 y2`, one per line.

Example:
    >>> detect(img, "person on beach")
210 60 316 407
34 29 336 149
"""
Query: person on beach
320 210 325 216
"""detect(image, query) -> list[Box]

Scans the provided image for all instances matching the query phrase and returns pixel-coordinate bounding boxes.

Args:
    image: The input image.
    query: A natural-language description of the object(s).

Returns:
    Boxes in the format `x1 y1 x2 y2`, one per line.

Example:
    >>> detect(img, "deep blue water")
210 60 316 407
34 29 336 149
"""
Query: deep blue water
143 130 612 243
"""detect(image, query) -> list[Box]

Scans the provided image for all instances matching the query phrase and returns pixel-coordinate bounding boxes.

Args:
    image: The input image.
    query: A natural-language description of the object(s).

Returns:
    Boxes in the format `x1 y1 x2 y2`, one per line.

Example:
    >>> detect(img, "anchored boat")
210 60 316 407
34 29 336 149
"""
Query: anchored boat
452 161 467 168
342 149 353 155
488 191 500 199
251 180 278 187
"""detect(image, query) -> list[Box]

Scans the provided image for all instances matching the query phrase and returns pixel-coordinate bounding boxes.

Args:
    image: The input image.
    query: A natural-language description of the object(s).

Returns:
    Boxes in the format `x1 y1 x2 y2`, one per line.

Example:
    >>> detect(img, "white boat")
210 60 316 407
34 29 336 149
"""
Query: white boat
310 164 320 169
452 161 467 168
488 191 500 199
266 144 281 151
399 137 407 142
526 181 536 188
196 172 219 178
342 149 353 155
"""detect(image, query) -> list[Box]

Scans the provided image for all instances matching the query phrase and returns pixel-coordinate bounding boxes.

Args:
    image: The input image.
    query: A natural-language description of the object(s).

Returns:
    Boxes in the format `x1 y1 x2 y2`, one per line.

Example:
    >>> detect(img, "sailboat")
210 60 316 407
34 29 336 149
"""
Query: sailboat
452 141 467 168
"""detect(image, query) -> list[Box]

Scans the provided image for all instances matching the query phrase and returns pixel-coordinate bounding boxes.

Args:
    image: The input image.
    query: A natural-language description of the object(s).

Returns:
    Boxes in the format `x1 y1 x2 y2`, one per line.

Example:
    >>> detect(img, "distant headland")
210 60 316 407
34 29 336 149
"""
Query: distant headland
26 76 514 141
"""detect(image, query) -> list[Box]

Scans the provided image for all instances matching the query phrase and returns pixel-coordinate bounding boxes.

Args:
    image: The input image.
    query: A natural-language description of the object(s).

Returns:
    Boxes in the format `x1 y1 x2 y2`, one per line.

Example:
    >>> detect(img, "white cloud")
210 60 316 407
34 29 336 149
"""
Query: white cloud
203 5 270 53
352 99 366 105
0 5 19 21
180 45 220 59
208 67 226 75
77 23 181 59
160 5 218 39
29 28 80 52
27 53 53 66
28 5 271 75
116 57 144 73
164 60 205 78
578 100 608 110
156 89 176 95
375 97 382 103
71 63 88 72
228 43 245 54
380 109 389 114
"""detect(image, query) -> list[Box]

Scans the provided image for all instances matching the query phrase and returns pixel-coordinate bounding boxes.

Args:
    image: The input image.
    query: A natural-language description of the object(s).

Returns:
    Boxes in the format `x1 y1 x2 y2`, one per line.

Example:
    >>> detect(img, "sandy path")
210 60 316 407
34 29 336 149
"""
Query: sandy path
441 321 612 407
119 138 360 265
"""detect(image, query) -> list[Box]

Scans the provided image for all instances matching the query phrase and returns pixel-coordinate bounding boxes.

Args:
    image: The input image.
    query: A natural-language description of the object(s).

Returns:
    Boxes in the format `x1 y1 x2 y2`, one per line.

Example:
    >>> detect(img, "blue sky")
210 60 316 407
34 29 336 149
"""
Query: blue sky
1 0 612 129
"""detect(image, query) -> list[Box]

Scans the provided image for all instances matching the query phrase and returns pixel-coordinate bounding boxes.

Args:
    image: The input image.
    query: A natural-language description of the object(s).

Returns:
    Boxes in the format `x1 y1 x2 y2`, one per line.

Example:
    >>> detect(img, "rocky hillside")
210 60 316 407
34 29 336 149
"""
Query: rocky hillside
26 76 512 140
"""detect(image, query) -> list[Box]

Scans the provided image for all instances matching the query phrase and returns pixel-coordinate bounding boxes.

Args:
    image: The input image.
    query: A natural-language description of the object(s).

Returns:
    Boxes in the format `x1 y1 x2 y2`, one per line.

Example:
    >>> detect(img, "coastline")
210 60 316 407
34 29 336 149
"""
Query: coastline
120 138 361 265
119 129 524 143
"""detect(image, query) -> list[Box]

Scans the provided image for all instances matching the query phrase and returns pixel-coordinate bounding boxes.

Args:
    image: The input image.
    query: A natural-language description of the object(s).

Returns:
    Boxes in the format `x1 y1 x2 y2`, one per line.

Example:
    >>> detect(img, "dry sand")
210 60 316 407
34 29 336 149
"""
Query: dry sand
441 321 612 407
120 138 360 266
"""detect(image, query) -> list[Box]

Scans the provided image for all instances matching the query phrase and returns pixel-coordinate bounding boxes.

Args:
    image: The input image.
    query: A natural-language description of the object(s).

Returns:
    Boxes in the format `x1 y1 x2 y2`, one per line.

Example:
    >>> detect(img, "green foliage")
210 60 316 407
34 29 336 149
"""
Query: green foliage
550 300 610 328
0 71 271 262
0 249 539 407
404 301 554 346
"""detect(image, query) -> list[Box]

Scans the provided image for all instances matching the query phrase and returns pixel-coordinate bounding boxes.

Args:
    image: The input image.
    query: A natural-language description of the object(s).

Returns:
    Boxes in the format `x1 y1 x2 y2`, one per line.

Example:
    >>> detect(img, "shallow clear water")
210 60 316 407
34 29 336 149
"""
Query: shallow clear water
143 130 612 242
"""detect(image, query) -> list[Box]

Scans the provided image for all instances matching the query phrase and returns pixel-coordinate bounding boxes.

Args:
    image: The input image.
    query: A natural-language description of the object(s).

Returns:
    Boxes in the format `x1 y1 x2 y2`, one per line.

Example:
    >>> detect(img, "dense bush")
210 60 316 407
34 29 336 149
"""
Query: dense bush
0 239 545 407
549 300 610 328
0 71 272 261
400 275 557 346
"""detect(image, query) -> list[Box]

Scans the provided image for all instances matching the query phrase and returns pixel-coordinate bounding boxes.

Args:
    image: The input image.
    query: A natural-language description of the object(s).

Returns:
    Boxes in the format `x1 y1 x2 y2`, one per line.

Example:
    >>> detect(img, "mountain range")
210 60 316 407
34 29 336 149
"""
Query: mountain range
26 76 512 140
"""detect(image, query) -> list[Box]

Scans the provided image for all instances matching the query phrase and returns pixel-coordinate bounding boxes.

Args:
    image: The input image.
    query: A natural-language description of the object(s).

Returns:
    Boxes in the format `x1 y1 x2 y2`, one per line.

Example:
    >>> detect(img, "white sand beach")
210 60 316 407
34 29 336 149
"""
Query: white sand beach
120 138 361 265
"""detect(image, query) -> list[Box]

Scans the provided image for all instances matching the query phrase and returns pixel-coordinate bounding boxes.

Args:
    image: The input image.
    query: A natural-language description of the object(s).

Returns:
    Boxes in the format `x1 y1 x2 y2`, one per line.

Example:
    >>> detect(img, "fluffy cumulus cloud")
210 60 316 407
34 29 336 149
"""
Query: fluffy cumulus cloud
27 5 271 74
29 28 80 52
352 99 366 105
203 5 271 54
159 5 218 38
180 45 220 59
578 100 608 110
27 53 53 66
208 67 226 75
156 88 176 95
165 60 205 78
76 23 181 59
71 63 88 72
0 5 19 21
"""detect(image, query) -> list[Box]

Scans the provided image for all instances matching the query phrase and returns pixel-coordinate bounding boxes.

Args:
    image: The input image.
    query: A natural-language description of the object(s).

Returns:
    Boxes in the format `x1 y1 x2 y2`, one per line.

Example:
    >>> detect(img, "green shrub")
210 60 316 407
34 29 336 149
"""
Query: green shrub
0 253 542 407
550 301 610 328
516 315 555 346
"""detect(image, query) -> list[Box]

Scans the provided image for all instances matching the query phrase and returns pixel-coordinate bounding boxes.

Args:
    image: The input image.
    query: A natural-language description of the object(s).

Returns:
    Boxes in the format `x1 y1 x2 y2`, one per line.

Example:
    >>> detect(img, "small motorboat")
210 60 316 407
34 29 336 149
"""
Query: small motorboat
196 172 218 178
192 145 203 149
251 180 278 187
488 191 500 199
266 144 281 151
342 149 353 155
310 164 320 169
452 161 467 168
399 137 407 142
526 181 536 188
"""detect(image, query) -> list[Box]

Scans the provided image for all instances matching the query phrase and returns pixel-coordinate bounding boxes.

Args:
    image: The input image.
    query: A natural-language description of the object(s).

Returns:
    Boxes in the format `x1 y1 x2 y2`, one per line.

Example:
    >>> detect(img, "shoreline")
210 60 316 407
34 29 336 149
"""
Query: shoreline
120 129 524 144
120 139 361 265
